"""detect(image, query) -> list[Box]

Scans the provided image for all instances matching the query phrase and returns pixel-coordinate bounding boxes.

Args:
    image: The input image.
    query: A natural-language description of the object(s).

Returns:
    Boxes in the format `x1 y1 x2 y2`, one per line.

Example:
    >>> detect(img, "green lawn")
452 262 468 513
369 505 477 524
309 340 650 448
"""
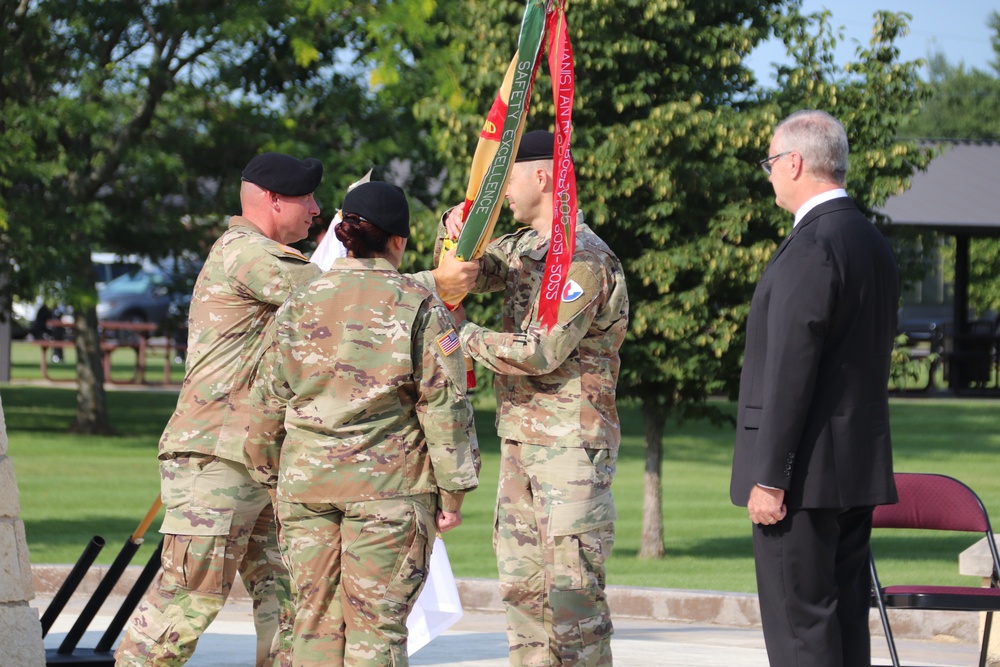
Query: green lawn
11 337 185 385
3 339 1000 593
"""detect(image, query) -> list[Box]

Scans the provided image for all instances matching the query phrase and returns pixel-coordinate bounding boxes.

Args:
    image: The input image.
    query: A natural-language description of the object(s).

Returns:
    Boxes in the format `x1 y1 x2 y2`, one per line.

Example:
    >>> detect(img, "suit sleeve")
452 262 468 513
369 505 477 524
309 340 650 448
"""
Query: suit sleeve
752 237 838 489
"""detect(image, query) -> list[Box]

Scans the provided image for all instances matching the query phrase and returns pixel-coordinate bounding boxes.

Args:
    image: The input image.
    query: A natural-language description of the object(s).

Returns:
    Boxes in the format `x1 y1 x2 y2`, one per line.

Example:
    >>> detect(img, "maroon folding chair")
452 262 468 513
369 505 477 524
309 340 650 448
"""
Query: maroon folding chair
870 472 1000 667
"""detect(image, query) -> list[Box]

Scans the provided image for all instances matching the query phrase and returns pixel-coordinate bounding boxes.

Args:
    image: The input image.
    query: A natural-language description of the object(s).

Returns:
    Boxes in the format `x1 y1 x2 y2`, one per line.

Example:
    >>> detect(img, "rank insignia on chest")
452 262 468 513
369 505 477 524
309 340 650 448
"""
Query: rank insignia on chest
562 279 584 302
437 329 461 356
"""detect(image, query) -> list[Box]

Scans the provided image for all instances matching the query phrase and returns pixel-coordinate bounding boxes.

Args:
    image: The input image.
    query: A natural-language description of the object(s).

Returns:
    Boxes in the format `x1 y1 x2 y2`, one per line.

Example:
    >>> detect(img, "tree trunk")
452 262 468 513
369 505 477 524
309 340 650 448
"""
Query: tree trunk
70 305 112 435
638 400 665 559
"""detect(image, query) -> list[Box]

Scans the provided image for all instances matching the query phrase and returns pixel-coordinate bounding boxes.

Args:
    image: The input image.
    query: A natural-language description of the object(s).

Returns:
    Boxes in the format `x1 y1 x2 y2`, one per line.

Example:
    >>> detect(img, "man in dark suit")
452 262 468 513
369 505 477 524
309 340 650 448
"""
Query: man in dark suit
730 110 900 667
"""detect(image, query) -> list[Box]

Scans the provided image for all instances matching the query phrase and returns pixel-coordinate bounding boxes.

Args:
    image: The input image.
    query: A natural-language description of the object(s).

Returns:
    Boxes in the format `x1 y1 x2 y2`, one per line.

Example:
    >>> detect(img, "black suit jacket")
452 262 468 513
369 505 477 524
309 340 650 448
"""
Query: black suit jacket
731 197 899 510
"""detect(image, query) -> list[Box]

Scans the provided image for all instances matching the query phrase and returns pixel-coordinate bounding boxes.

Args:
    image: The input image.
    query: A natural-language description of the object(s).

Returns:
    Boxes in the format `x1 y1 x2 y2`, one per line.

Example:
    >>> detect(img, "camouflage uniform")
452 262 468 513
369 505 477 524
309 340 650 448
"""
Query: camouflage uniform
116 217 320 667
245 257 480 667
456 222 629 667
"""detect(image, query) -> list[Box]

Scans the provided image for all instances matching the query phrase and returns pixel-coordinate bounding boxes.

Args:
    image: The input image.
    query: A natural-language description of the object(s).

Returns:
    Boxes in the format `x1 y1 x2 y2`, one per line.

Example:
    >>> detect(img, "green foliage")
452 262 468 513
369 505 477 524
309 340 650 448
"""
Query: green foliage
969 238 1000 317
900 6 1000 145
896 10 1000 319
396 1 932 423
0 0 446 430
0 0 446 317
939 234 1000 319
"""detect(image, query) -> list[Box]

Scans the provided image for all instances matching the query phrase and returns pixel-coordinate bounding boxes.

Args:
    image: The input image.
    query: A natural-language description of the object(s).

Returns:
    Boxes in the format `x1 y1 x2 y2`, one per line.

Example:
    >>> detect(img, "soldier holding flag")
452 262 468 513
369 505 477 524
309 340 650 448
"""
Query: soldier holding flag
440 130 629 666
246 181 480 666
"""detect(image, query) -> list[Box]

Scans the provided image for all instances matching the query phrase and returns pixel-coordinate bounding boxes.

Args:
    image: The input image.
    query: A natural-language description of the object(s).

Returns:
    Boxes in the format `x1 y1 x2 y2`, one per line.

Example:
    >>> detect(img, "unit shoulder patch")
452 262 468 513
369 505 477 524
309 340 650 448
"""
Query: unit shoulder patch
556 265 600 323
561 279 584 302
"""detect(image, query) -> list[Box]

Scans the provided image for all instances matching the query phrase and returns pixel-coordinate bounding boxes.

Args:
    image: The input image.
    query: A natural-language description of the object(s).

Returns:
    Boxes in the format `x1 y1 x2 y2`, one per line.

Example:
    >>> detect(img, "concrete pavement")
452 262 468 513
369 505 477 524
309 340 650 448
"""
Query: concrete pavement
33 583 980 667
39 598 780 667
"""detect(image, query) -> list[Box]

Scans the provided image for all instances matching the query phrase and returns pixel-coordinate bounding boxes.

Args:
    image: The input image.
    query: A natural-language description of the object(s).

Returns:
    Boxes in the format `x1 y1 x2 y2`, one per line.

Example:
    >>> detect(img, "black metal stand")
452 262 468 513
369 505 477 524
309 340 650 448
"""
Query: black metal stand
43 652 115 666
40 537 106 637
42 536 163 666
95 539 163 653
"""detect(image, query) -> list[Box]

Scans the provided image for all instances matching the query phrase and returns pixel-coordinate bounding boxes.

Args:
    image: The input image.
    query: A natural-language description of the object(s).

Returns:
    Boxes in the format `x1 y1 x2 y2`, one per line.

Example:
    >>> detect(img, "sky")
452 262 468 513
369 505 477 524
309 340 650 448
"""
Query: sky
745 0 998 83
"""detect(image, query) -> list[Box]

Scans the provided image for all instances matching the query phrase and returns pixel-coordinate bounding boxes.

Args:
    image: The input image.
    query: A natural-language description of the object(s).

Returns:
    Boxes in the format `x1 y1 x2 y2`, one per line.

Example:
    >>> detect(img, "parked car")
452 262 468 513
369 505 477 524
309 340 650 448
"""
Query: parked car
96 261 198 335
11 252 144 339
92 252 143 290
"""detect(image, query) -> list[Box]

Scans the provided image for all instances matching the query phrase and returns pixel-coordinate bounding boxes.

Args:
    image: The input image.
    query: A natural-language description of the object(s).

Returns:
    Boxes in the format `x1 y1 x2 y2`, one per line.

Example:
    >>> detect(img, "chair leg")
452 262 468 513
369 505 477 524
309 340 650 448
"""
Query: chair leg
871 558 901 667
979 611 993 667
875 601 901 667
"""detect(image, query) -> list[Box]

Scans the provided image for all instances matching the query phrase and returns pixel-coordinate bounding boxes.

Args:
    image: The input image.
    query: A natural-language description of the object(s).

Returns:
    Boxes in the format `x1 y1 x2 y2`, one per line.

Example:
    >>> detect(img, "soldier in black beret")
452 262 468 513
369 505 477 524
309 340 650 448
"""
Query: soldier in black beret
115 150 326 667
341 181 410 238
431 125 628 667
235 152 325 245
245 169 479 664
241 152 323 196
334 181 412 271
514 129 555 162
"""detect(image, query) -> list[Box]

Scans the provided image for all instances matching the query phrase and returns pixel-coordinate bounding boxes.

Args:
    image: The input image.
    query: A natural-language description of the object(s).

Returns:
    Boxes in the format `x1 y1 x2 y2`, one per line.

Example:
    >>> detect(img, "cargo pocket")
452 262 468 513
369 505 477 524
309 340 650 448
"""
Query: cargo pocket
549 491 617 590
160 506 235 596
549 593 614 659
577 609 613 645
125 598 174 645
383 498 433 605
160 504 234 536
549 493 617 656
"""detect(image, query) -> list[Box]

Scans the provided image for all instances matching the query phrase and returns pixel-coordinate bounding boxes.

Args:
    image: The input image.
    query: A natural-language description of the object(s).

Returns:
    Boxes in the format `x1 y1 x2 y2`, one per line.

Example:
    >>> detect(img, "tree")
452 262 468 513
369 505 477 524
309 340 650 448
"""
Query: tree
900 11 1000 142
396 0 931 557
897 10 1000 318
0 1 427 433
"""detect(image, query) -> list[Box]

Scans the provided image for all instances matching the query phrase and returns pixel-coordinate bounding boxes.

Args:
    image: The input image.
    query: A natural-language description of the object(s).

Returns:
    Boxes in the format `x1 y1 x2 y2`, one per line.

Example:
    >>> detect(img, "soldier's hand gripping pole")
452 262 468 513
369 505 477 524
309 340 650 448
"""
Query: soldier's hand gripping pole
56 496 163 655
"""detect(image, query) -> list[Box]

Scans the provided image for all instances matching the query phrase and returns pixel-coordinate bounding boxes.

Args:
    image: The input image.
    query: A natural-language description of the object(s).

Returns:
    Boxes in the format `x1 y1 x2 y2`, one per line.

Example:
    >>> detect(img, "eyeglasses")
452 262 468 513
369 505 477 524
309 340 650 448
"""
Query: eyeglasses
758 151 792 175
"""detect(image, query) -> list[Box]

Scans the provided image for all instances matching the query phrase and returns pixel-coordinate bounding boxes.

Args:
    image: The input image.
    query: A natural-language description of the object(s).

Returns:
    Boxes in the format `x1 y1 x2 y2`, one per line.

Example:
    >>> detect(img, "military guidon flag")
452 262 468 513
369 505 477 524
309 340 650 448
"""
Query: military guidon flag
447 0 578 385
452 0 576 322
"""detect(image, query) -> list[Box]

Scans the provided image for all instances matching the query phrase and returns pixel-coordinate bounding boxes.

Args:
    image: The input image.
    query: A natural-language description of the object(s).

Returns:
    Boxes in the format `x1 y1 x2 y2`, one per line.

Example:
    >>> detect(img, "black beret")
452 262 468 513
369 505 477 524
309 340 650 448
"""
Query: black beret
515 130 555 162
241 152 323 196
342 181 410 238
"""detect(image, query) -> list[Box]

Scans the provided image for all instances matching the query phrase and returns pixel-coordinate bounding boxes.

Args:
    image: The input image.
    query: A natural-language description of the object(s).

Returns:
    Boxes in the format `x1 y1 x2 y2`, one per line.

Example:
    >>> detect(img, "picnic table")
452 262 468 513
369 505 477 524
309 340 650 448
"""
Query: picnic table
32 319 185 384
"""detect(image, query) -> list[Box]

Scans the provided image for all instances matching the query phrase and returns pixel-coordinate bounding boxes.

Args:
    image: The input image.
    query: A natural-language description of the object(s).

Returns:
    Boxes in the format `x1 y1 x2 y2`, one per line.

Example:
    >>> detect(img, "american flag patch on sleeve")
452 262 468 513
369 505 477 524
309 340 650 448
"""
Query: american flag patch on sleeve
437 329 461 356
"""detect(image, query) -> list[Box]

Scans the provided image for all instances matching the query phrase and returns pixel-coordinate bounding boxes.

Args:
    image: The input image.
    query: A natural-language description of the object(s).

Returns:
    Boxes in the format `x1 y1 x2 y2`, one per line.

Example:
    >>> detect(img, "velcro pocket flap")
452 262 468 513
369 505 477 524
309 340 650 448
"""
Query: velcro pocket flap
549 491 617 537
160 505 235 536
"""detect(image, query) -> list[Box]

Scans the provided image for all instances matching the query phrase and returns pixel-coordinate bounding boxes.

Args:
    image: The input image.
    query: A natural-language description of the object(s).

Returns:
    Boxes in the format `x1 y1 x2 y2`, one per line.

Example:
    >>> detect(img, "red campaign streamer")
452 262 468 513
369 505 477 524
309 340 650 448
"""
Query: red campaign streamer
538 2 577 331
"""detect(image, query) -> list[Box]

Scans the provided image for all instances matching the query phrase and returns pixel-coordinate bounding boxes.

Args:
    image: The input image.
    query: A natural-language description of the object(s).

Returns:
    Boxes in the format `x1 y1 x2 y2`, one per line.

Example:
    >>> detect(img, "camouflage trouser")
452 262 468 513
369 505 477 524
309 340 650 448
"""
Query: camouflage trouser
115 454 294 667
276 493 437 667
495 440 617 667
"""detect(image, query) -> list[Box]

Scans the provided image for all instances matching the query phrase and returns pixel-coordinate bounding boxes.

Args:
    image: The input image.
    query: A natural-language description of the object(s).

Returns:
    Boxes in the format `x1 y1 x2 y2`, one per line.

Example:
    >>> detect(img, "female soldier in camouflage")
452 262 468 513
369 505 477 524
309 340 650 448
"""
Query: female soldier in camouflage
245 181 480 667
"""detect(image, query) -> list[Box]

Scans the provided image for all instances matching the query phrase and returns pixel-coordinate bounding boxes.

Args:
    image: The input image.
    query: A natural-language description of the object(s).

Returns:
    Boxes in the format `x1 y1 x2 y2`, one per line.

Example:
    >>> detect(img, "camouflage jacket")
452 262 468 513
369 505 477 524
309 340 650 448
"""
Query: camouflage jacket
459 223 629 449
159 216 321 463
245 257 480 506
